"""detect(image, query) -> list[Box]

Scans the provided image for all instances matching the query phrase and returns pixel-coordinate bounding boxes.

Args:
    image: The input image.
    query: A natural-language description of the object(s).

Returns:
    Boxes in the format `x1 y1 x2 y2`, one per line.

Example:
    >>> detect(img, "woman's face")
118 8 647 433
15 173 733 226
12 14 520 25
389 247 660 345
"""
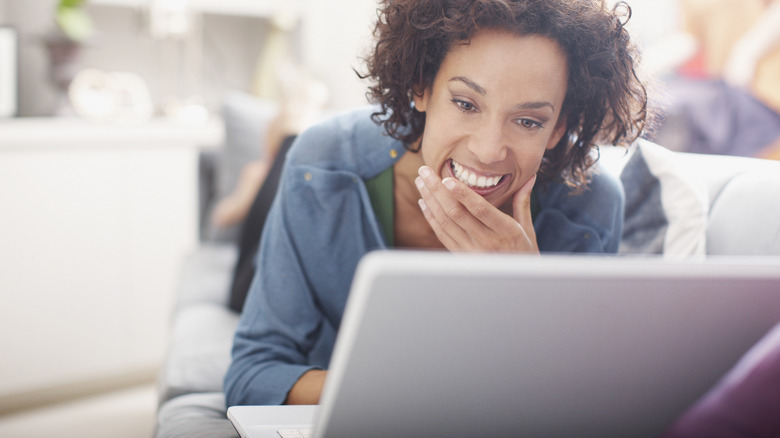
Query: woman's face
413 29 568 209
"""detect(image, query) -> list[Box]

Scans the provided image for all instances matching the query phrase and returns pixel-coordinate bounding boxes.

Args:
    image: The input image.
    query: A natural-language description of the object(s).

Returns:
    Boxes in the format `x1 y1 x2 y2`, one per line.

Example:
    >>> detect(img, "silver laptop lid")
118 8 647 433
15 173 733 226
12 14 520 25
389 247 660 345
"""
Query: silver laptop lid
315 251 780 438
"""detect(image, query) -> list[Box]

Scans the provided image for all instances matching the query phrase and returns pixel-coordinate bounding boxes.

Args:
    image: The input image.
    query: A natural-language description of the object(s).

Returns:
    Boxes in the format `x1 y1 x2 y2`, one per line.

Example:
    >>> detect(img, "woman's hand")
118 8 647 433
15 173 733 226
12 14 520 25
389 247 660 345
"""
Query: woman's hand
285 369 327 405
415 165 539 254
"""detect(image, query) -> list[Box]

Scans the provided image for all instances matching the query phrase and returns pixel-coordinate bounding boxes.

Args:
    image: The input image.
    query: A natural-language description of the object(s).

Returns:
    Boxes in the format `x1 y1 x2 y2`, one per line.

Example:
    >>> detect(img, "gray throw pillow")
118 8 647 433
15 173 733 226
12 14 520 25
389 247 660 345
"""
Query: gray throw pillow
206 92 277 242
619 140 708 257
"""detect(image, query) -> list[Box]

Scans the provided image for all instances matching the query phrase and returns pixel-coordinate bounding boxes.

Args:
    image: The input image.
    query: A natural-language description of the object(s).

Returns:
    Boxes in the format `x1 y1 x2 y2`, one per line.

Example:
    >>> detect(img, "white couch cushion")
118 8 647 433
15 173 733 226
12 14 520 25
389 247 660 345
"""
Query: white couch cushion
158 304 239 403
707 172 780 255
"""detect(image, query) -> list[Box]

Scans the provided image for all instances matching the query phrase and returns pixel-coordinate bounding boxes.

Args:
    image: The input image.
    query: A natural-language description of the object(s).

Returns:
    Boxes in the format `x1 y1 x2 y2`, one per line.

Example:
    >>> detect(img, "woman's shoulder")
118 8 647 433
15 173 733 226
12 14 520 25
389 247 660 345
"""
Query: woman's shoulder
586 165 625 200
535 166 624 253
285 106 403 178
540 165 623 206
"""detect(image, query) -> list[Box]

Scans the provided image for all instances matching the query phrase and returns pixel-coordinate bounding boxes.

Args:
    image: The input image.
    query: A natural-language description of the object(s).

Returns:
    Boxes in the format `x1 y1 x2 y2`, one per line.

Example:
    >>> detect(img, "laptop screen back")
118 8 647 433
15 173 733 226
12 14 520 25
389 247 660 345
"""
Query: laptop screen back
315 252 780 438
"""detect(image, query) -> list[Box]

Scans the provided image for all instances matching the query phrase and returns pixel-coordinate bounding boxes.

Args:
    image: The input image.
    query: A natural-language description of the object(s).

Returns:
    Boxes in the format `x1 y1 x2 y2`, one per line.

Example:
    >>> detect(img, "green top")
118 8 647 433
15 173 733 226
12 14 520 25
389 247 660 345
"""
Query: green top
365 166 395 246
365 166 540 248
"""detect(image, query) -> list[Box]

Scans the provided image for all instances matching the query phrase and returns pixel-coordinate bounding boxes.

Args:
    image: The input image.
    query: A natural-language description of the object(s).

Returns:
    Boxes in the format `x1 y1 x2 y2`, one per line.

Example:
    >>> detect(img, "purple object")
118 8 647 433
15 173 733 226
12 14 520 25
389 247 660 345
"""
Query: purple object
663 323 780 437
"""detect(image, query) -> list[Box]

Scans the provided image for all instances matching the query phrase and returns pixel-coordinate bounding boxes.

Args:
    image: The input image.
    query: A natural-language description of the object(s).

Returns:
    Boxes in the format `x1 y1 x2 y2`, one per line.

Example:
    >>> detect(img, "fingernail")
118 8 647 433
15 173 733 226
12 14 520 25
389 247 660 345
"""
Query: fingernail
418 166 432 178
415 176 424 189
418 198 427 211
442 178 456 190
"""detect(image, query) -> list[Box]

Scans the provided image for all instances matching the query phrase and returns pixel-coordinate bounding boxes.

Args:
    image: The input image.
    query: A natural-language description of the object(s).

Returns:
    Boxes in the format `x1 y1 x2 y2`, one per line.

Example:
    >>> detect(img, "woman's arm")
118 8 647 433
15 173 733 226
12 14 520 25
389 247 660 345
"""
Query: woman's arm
224 169 327 406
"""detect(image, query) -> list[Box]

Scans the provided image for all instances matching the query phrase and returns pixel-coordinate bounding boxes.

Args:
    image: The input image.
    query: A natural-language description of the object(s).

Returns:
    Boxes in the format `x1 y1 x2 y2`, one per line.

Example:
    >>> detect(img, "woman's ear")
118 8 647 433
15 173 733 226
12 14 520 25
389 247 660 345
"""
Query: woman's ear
546 114 567 150
412 86 429 112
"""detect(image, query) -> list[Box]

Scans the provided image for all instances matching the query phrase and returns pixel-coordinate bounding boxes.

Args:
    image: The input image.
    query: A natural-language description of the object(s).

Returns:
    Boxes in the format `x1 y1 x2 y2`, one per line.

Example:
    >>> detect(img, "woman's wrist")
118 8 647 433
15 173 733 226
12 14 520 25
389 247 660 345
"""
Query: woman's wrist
285 369 327 405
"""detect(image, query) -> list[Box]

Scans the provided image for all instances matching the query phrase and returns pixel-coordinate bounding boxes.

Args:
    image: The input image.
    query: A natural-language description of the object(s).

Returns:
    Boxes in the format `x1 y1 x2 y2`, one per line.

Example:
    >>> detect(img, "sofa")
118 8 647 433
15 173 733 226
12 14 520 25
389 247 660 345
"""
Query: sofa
152 95 780 438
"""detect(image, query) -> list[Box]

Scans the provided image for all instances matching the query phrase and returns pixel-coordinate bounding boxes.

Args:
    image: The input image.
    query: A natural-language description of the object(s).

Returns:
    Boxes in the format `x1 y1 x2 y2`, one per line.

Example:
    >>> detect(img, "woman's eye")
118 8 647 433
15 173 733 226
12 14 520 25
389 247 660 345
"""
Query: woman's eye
452 99 475 112
518 118 543 129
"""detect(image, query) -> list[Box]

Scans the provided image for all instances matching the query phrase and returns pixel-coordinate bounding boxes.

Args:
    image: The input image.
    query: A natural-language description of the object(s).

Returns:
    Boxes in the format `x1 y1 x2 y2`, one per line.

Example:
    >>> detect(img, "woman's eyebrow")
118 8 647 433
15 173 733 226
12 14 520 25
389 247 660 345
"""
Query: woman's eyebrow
515 101 556 112
449 76 486 95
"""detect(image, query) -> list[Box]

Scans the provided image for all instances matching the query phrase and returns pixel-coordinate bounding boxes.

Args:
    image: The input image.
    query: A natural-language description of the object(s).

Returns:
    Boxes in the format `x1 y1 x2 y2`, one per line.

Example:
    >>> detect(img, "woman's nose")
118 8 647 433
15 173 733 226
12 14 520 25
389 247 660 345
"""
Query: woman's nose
468 119 508 164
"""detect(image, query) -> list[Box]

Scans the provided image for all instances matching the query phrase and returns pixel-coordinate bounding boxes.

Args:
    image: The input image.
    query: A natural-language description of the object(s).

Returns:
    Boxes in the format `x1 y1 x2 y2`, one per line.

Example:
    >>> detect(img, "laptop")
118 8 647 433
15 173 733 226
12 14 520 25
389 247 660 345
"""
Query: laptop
228 251 780 438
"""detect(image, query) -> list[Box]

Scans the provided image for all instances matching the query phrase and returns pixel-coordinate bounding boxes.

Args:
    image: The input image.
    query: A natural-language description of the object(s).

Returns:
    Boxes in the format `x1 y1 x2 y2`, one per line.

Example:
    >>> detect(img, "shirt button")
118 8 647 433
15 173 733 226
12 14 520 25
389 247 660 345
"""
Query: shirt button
304 172 313 181
584 233 591 239
389 149 398 159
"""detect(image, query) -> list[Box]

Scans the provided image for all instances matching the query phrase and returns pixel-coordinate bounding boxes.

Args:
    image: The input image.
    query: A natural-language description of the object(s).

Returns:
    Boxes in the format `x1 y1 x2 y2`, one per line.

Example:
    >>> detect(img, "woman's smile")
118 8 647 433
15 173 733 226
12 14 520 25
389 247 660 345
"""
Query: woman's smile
446 159 511 196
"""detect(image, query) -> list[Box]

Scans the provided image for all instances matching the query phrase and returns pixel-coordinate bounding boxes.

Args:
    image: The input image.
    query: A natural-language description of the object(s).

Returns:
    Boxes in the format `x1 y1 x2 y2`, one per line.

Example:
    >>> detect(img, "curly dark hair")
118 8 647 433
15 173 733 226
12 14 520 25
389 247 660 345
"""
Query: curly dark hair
361 0 648 191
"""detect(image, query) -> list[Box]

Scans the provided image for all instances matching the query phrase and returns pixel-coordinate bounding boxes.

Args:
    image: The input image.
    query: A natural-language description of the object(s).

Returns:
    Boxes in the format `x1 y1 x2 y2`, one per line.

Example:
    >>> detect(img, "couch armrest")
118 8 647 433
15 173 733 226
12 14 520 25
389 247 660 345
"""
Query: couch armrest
155 392 238 438
675 153 780 255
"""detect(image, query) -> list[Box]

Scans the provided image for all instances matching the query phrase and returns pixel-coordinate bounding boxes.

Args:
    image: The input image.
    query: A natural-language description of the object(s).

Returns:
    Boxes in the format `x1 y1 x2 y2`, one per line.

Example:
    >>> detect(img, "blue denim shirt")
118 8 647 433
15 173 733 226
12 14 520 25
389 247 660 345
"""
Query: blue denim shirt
224 106 625 406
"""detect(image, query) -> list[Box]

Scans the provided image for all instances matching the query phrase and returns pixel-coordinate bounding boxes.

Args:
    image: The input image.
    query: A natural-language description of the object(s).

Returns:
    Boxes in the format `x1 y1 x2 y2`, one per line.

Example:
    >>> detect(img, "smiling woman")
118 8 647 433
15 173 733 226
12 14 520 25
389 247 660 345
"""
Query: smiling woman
410 31 567 206
399 30 571 251
224 0 649 407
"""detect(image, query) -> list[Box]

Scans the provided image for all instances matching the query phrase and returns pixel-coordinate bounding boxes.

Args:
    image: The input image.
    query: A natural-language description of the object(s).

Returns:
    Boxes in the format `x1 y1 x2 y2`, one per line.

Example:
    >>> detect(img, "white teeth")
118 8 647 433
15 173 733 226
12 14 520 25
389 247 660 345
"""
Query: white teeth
450 160 502 189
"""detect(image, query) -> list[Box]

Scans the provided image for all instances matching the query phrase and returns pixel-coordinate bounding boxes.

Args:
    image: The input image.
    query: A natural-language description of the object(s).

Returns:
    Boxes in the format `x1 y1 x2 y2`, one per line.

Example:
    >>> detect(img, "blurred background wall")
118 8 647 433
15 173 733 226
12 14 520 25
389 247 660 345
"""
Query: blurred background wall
0 3 380 436
1 0 377 118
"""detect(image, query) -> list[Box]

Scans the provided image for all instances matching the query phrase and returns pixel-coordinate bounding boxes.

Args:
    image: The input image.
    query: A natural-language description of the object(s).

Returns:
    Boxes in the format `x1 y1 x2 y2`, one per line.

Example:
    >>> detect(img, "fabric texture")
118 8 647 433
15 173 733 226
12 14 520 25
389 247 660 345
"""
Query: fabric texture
619 140 709 257
228 135 296 312
223 106 625 407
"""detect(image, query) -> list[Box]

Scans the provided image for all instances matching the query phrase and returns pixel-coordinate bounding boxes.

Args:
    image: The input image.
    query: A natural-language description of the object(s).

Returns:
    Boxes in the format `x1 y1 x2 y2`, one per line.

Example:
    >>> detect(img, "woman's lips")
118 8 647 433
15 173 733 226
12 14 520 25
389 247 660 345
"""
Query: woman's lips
447 159 511 196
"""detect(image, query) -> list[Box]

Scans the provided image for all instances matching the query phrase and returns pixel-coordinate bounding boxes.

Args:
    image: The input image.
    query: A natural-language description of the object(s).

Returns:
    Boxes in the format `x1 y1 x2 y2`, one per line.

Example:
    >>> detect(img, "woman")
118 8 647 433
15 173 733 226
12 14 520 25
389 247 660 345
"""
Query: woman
224 0 647 406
